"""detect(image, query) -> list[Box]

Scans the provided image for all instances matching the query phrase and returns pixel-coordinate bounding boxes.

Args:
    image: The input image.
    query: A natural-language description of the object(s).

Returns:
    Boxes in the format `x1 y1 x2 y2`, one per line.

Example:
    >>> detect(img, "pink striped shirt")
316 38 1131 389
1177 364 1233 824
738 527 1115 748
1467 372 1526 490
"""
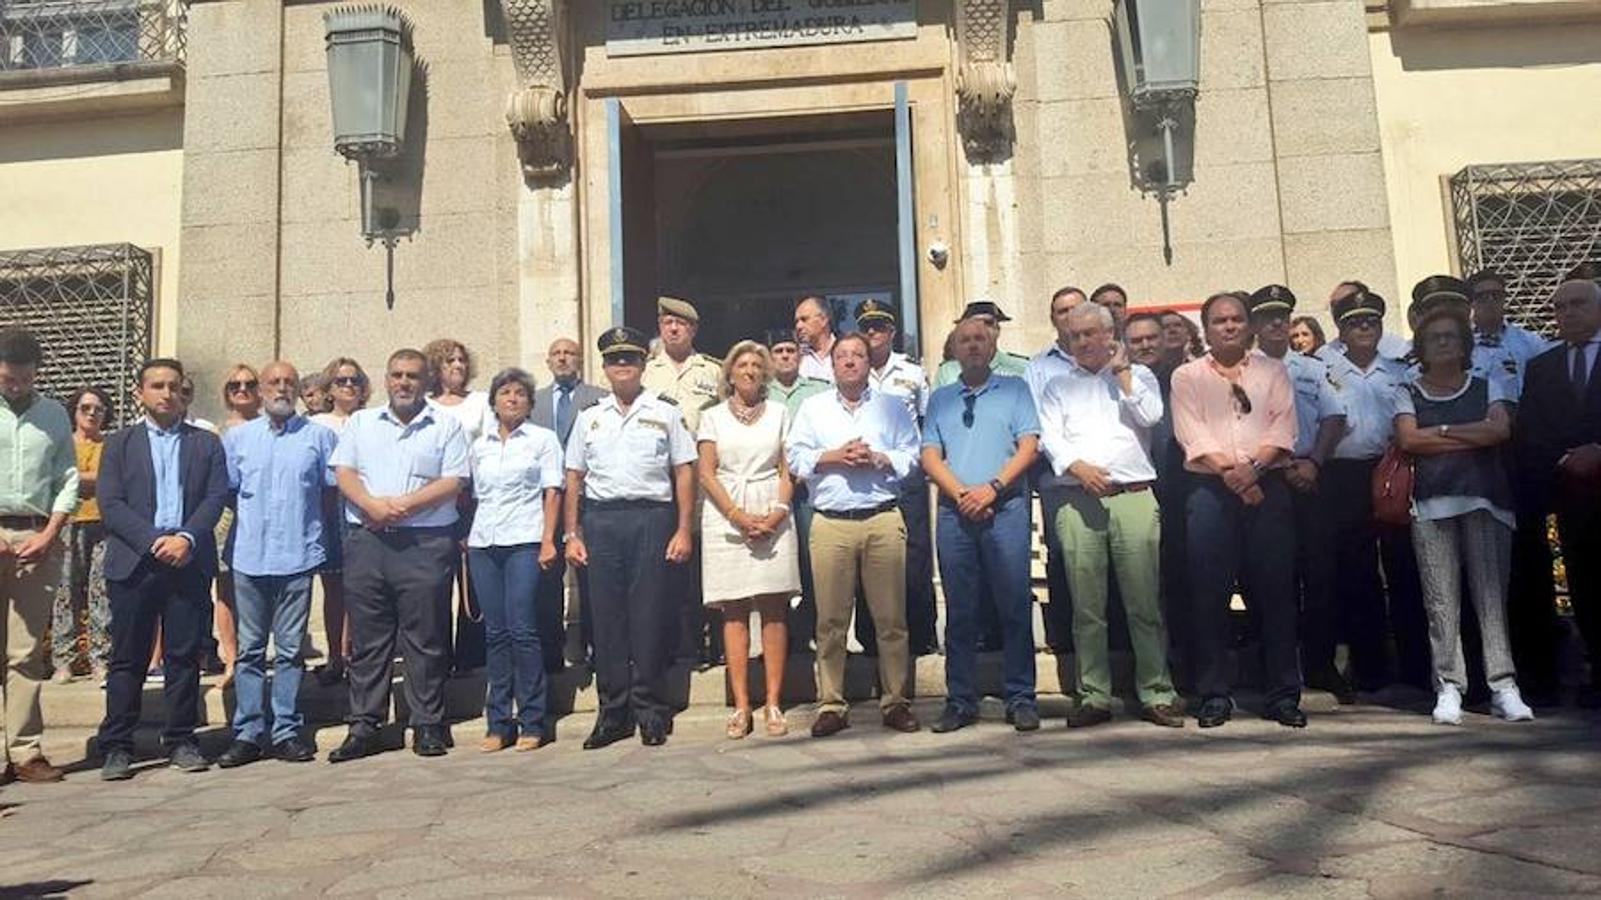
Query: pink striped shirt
1170 353 1298 474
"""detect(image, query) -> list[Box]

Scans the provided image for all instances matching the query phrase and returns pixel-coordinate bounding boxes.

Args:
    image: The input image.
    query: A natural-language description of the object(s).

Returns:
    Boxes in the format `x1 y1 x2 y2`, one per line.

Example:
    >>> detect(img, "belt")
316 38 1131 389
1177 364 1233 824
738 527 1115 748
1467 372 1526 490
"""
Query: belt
345 523 455 536
0 514 47 529
815 500 898 521
1068 481 1154 497
586 499 672 511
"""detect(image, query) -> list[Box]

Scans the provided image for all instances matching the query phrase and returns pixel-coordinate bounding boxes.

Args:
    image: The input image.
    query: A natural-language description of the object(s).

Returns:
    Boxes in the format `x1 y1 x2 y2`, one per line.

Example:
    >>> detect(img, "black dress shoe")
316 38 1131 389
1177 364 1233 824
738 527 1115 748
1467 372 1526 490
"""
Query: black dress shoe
639 721 667 747
1305 669 1356 705
216 740 263 769
273 737 317 762
582 723 634 750
1009 705 1042 732
1196 696 1233 728
931 706 979 733
1263 702 1308 728
1065 704 1113 728
328 731 377 764
412 725 449 757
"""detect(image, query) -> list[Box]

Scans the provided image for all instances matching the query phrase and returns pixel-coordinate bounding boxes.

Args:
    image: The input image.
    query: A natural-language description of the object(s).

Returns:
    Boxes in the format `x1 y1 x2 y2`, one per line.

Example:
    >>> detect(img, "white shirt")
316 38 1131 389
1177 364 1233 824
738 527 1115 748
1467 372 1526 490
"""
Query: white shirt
564 391 696 503
868 351 928 421
1567 334 1601 388
429 391 492 443
1256 349 1347 459
467 421 564 548
329 404 471 528
786 387 919 511
1325 352 1410 460
799 341 836 383
1037 360 1164 485
1026 342 1077 489
1321 331 1410 363
310 410 354 436
1480 322 1557 365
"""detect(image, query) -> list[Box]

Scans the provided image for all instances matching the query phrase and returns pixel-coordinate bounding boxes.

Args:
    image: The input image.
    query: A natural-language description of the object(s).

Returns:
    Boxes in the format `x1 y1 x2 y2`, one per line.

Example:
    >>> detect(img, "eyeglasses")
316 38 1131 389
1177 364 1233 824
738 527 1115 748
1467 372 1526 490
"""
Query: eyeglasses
332 376 363 387
1472 290 1507 303
1230 383 1253 415
226 379 258 392
961 393 977 428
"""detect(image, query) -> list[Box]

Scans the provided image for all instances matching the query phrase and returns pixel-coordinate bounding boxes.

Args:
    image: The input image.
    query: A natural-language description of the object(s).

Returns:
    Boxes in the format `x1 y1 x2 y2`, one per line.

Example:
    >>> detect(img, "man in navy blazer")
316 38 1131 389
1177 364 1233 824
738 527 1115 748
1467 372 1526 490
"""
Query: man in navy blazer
96 358 229 780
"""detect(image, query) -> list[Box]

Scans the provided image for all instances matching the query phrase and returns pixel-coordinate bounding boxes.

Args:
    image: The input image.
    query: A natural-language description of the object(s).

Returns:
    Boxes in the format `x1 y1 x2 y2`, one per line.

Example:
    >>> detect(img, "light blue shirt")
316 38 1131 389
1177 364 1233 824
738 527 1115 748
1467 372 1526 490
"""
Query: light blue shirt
329 404 471 528
786 387 919 512
224 415 338 577
145 418 184 534
1326 352 1411 460
1025 343 1078 490
1258 349 1347 459
923 375 1040 486
564 391 697 503
469 421 564 547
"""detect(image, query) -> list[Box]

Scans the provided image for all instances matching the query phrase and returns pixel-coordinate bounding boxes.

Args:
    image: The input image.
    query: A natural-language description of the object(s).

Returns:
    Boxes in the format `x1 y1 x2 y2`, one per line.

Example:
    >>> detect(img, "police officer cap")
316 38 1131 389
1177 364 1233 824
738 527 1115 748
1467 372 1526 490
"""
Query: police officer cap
597 325 649 359
1331 287 1386 323
1409 275 1471 317
855 298 896 325
954 300 1012 324
656 296 699 323
1247 284 1297 316
765 327 800 349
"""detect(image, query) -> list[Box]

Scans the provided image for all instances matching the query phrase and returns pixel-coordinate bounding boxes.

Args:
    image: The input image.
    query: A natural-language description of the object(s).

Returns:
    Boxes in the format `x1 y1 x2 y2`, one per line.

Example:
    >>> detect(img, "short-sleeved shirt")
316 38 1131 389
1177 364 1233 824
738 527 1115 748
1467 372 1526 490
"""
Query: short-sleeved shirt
329 404 471 528
799 341 836 383
922 375 1040 486
786 387 919 512
869 352 929 421
564 390 697 503
1394 374 1514 528
767 376 831 418
1326 352 1410 460
468 421 564 547
224 415 339 576
642 352 722 433
429 391 492 444
1256 349 1347 459
72 438 104 523
1170 353 1297 474
933 350 1029 389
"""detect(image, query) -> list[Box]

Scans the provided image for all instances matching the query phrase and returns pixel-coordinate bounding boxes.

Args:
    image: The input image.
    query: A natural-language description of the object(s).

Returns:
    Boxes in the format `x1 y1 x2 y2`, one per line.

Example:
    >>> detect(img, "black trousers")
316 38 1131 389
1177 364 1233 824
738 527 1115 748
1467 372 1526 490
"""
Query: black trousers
1291 479 1339 675
1558 498 1601 690
343 527 456 732
1187 475 1301 706
584 502 676 730
99 559 211 753
1038 482 1074 653
788 488 818 653
1324 458 1430 688
1155 471 1192 688
853 476 938 654
537 544 592 669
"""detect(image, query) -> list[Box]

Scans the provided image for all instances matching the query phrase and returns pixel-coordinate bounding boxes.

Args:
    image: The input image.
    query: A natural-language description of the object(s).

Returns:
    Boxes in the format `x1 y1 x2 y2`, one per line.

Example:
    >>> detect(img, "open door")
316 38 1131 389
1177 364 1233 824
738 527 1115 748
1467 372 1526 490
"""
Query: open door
895 82 921 360
606 98 657 329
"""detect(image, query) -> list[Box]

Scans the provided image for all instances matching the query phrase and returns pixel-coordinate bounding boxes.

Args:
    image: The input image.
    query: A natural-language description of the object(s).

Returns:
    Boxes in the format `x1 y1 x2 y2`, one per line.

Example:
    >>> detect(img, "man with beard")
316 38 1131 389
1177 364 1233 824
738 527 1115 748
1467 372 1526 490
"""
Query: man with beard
216 362 339 767
327 349 470 762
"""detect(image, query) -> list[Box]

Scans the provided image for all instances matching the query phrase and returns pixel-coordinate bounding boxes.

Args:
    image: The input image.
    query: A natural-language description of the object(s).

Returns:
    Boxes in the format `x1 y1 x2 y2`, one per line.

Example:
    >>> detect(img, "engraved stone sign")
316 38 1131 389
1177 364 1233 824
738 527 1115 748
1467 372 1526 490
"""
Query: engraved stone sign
607 0 918 57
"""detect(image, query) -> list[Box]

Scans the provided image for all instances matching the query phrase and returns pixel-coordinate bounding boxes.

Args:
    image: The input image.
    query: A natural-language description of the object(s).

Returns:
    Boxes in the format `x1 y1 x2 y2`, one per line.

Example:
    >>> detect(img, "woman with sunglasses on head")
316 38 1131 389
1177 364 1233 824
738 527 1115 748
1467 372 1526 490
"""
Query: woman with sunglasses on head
211 364 263 688
50 387 116 686
308 357 370 685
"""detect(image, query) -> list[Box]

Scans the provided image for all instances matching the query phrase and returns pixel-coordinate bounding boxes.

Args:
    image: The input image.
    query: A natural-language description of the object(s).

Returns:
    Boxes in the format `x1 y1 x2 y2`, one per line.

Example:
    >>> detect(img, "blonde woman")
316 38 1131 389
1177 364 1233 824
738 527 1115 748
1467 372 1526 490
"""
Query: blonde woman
309 357 370 685
214 363 262 687
697 340 799 738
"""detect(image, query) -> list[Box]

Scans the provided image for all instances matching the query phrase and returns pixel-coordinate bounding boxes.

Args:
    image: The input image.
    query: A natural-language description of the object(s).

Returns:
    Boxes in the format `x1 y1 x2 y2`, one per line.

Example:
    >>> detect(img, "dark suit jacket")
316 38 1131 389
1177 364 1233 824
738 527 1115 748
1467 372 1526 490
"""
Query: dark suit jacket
531 380 606 448
1515 342 1601 514
98 421 230 582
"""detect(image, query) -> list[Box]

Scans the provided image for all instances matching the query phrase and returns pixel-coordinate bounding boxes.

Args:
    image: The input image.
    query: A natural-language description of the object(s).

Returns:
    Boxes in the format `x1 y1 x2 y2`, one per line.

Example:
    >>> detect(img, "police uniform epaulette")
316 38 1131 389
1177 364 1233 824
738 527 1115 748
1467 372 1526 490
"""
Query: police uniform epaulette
695 353 719 365
656 394 679 406
1004 351 1029 362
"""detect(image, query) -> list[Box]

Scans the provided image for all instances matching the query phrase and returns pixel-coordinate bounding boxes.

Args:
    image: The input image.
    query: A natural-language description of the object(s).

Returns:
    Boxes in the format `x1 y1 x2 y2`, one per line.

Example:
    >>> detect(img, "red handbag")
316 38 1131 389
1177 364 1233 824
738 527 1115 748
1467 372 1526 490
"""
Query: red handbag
1372 443 1414 526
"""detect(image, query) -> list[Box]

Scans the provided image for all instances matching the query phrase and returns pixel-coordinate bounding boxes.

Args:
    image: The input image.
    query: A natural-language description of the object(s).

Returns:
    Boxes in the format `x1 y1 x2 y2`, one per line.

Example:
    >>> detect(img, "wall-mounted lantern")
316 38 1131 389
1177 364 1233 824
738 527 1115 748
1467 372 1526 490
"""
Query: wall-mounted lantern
1113 0 1201 264
325 5 415 308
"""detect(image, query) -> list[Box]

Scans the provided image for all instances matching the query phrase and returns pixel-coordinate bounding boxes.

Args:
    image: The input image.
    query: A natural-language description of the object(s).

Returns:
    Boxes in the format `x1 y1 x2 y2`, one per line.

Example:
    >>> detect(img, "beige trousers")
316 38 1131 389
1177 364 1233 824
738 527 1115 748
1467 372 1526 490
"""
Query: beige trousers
809 509 909 715
2 524 64 765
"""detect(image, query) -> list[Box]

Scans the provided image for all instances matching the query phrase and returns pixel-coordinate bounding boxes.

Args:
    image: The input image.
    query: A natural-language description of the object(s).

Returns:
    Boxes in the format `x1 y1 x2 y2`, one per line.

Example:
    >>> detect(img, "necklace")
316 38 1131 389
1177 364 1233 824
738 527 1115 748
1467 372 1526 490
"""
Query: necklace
729 395 764 426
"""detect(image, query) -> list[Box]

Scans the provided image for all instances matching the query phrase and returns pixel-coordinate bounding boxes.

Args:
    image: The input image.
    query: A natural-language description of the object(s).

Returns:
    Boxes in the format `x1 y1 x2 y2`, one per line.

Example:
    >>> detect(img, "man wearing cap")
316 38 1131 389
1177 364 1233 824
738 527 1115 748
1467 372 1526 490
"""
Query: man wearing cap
565 326 697 748
1025 286 1089 655
1323 287 1429 693
1320 281 1412 363
1468 270 1555 387
787 332 922 737
765 328 831 650
1247 285 1352 700
767 329 831 417
933 301 1031 389
795 295 838 383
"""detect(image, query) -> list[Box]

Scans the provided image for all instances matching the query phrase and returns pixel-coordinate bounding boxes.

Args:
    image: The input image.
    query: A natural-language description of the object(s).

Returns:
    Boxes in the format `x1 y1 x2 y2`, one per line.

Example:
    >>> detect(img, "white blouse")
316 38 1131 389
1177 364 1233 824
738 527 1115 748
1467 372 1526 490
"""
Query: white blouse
467 420 564 548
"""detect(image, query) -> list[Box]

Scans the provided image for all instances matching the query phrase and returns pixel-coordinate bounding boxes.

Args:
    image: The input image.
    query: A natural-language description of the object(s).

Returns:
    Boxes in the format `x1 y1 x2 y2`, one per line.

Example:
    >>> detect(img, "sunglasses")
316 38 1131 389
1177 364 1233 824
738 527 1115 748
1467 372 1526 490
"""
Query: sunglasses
861 320 894 333
1230 383 1253 415
77 403 105 414
332 376 363 387
961 393 977 428
226 379 259 392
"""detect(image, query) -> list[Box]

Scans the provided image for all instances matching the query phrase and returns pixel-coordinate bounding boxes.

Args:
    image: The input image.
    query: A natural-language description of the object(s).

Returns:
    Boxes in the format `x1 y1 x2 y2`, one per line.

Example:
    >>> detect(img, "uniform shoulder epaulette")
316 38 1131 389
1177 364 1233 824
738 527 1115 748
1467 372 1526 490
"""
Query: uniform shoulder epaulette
656 394 679 406
695 353 720 365
1004 350 1029 362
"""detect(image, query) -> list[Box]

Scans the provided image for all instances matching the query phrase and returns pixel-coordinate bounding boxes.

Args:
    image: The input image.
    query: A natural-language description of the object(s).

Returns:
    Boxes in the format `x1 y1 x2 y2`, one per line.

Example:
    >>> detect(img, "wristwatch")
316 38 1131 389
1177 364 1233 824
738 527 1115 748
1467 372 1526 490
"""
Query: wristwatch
1438 424 1451 438
561 531 581 543
988 478 1005 494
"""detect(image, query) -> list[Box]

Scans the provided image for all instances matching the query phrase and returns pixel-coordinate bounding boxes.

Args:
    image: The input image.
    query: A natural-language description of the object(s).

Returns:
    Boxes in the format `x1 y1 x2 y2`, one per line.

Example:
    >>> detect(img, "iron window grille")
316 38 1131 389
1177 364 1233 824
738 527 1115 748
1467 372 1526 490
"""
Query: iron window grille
0 0 184 73
0 243 154 427
1450 159 1601 337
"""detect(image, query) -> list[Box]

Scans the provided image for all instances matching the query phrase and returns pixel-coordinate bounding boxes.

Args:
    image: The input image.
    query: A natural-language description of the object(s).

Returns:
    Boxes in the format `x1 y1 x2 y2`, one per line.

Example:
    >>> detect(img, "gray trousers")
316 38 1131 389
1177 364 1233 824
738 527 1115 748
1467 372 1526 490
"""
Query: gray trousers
1411 510 1516 693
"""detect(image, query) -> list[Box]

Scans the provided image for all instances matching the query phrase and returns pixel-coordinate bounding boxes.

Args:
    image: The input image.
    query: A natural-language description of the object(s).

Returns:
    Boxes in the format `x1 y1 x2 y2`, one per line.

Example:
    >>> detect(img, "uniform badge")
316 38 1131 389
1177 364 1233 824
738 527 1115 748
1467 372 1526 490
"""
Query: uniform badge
640 418 668 434
1502 358 1518 375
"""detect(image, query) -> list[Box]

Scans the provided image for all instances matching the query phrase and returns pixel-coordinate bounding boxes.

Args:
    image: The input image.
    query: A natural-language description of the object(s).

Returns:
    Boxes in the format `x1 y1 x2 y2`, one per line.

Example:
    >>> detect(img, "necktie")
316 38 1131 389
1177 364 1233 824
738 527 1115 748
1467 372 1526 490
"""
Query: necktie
1573 345 1591 401
556 385 574 444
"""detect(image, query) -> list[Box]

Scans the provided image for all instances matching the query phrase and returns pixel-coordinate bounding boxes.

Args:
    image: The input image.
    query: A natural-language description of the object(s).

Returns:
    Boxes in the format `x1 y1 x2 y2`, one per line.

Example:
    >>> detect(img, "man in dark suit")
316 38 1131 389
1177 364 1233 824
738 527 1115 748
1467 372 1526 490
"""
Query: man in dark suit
1516 277 1601 706
531 338 604 672
96 358 229 780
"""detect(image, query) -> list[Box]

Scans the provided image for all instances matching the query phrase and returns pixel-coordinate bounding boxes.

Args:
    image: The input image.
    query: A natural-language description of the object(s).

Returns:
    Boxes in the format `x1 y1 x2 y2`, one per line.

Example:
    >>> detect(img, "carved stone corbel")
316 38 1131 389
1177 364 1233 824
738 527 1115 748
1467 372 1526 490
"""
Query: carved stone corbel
954 0 1016 163
500 0 571 179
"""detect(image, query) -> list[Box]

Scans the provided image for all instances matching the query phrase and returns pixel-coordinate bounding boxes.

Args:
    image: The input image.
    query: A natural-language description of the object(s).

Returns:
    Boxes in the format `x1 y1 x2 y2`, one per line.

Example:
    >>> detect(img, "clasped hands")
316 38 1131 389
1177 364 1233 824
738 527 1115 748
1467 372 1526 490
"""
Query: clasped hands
727 506 788 543
827 438 890 471
1221 462 1265 505
358 495 415 530
149 533 193 567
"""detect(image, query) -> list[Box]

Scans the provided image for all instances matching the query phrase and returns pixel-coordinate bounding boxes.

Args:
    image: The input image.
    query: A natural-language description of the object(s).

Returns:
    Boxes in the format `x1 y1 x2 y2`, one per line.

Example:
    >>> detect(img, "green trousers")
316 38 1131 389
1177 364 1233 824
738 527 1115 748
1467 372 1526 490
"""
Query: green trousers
1055 488 1177 709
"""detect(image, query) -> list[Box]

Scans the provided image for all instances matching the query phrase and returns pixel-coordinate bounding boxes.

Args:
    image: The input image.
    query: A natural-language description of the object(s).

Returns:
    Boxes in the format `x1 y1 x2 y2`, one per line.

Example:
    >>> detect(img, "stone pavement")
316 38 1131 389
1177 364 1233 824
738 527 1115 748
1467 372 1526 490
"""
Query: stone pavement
2 700 1600 898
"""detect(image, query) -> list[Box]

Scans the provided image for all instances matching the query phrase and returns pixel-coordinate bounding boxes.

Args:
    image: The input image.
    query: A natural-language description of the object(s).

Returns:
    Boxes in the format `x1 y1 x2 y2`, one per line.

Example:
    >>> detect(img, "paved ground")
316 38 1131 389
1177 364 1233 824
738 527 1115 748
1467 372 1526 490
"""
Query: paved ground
2 698 1599 898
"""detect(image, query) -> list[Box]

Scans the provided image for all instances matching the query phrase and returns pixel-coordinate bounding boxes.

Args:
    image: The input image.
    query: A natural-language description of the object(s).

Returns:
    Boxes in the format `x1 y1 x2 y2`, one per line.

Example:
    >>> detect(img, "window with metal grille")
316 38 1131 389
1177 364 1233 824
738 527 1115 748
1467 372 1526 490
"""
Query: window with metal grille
0 0 184 73
1449 160 1601 338
0 244 153 428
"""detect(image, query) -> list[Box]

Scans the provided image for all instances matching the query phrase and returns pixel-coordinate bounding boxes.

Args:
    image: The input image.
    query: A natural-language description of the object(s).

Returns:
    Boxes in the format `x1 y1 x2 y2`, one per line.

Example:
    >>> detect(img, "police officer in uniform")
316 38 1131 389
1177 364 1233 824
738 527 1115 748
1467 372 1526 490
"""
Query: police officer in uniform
641 296 722 668
564 327 697 748
933 301 1031 389
1247 285 1352 699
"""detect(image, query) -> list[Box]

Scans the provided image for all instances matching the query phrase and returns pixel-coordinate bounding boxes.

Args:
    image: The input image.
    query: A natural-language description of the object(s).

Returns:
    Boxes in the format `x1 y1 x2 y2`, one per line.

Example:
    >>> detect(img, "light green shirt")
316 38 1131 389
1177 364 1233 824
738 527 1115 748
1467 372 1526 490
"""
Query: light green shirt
933 350 1030 389
0 394 79 518
767 376 831 419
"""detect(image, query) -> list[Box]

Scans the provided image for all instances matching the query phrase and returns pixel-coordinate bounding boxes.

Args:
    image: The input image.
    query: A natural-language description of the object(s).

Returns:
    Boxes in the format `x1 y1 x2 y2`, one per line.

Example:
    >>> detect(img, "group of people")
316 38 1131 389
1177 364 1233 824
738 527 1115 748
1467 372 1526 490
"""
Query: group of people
0 261 1598 786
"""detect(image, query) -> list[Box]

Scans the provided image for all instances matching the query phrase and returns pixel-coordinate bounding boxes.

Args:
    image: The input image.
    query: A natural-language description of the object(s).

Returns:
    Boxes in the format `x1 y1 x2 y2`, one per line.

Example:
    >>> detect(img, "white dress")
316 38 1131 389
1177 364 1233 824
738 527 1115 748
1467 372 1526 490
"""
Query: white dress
430 391 491 443
698 401 800 604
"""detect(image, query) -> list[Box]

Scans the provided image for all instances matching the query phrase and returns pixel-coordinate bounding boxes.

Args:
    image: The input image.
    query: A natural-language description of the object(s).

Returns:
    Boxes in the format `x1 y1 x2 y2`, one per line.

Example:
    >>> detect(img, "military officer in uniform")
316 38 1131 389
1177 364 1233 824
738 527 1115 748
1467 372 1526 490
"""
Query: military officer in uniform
766 328 831 651
856 298 937 655
564 327 697 749
641 296 722 668
767 328 832 416
934 301 1031 389
1247 285 1352 699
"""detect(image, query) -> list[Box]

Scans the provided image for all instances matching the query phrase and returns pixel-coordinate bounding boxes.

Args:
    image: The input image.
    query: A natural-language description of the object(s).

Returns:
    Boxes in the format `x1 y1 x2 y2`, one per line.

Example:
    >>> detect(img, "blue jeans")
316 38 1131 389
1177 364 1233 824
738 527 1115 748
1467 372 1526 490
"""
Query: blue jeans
936 493 1036 714
232 572 313 746
468 544 546 738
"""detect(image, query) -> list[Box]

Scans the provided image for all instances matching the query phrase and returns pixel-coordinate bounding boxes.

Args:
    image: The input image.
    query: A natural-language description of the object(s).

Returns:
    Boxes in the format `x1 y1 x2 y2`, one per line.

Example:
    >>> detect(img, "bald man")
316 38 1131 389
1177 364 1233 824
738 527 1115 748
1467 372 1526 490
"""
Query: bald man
216 362 340 767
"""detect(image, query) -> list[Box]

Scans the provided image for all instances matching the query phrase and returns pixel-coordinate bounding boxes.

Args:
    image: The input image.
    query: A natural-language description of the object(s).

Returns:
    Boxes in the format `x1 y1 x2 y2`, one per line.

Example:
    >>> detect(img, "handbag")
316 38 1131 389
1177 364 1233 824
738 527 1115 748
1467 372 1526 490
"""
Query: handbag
1371 442 1414 527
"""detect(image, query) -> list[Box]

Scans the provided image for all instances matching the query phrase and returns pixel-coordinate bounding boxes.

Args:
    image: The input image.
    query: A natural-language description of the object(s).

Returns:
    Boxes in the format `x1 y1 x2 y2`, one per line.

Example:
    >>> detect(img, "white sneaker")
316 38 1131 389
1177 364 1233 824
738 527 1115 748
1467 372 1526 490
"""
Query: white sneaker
1492 686 1535 722
1431 684 1463 725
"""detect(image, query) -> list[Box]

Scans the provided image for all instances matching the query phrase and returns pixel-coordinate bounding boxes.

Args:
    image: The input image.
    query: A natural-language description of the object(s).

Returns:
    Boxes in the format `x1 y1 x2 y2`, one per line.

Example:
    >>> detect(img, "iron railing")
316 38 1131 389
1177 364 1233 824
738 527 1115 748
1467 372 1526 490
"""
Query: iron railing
0 0 184 73
1450 159 1601 337
0 244 154 427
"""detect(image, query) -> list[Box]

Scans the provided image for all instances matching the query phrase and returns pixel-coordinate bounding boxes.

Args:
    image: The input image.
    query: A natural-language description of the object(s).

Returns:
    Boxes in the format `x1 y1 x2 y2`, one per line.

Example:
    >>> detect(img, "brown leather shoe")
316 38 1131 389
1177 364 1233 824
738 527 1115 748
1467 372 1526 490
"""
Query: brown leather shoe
1065 704 1113 728
1140 703 1186 728
881 705 921 733
13 756 64 783
810 710 848 738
